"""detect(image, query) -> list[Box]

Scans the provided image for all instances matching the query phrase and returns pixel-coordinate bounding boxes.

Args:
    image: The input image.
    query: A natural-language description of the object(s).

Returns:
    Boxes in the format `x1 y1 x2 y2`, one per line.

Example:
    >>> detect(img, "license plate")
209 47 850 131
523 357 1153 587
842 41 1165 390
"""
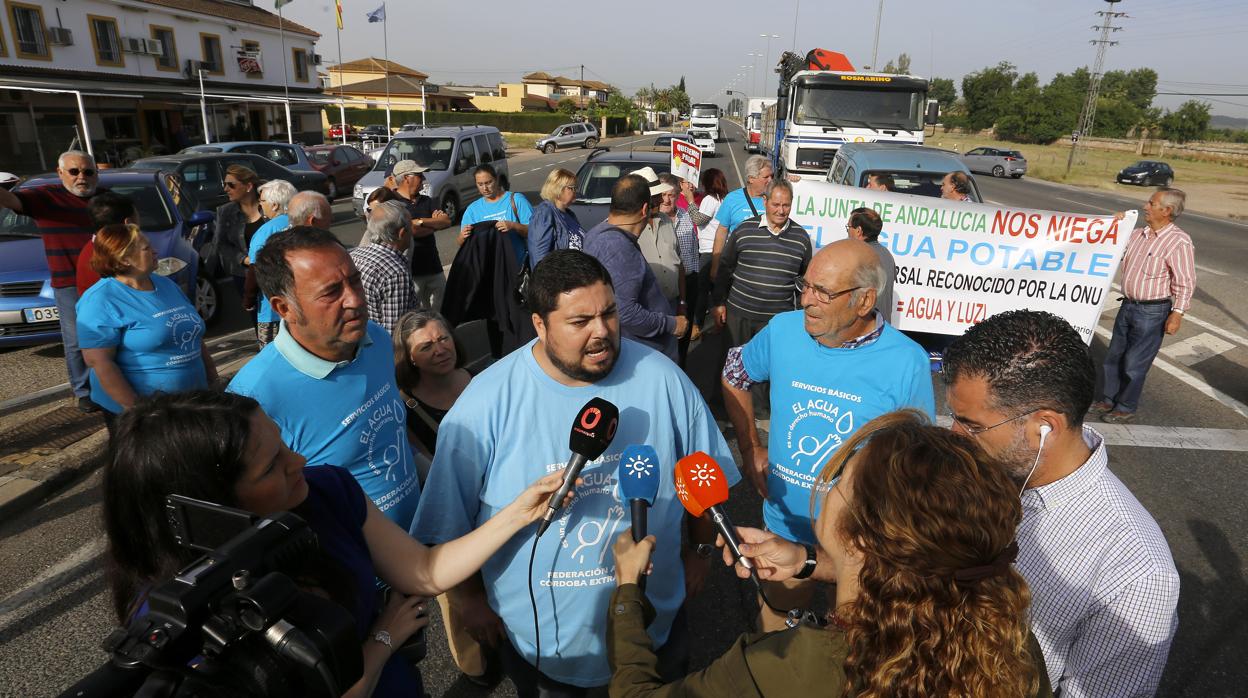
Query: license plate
24 306 59 322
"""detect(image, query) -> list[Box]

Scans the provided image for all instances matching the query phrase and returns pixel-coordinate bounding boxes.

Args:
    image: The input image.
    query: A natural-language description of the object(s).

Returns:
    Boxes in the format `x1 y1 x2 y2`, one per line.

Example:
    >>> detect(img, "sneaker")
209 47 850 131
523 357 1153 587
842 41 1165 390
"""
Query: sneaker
77 397 101 413
1102 410 1136 424
1088 400 1114 415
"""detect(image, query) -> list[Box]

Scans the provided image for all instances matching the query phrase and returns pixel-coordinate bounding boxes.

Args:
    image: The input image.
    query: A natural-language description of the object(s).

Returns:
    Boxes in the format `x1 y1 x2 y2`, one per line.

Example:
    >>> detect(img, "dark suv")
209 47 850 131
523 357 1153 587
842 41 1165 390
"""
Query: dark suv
1117 160 1174 186
568 148 671 230
130 152 329 211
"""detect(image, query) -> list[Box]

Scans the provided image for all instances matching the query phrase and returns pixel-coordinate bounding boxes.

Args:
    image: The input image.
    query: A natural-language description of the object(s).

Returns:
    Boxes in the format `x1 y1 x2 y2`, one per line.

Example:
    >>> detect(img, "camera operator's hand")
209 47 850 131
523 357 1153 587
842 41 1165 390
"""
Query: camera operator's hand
719 526 805 581
373 592 430 652
501 470 581 527
613 532 655 586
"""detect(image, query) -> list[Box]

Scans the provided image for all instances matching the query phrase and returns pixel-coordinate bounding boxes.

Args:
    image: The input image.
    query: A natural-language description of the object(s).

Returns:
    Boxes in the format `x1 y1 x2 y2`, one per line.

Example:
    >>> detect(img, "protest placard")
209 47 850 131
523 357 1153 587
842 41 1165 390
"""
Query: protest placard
670 139 701 182
789 181 1137 343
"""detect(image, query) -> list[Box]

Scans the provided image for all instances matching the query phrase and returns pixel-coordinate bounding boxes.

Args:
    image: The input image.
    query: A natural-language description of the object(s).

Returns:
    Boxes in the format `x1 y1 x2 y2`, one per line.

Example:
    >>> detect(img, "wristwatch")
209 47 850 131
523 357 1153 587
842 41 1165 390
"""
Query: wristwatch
373 630 393 648
793 544 818 580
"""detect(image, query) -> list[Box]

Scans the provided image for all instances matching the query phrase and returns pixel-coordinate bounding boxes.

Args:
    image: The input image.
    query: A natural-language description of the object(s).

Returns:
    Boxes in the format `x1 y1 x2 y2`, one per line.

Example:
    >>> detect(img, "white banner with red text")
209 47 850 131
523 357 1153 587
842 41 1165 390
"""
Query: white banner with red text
790 181 1138 343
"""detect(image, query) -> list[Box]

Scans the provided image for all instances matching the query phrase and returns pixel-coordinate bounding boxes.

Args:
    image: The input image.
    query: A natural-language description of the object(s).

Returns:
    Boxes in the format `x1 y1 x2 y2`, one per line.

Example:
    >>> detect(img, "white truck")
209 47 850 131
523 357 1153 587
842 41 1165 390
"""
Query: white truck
689 103 721 142
744 98 777 153
760 49 938 180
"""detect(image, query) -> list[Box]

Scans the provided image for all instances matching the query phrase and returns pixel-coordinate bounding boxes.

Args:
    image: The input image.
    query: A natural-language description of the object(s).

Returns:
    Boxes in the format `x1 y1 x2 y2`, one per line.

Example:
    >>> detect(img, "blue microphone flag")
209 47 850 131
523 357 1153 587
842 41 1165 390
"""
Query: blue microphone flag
618 444 660 506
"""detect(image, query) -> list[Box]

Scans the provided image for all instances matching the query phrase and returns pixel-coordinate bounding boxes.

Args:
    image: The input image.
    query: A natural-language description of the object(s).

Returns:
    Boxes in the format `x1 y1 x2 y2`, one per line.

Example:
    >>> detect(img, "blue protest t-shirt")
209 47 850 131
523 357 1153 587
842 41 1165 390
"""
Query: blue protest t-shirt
228 320 421 529
410 338 738 688
248 213 289 323
77 274 208 414
711 187 764 236
742 311 935 544
461 191 533 263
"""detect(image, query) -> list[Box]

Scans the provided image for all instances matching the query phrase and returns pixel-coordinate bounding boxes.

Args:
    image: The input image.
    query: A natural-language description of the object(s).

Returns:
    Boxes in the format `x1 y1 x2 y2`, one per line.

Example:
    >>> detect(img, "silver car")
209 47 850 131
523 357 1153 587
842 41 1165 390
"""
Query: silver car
961 147 1027 179
535 122 600 154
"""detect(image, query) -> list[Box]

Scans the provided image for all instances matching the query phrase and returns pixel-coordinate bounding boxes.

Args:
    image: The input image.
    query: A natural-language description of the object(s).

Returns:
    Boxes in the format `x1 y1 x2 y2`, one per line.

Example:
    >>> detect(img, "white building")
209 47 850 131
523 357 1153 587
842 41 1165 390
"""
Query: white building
0 0 323 171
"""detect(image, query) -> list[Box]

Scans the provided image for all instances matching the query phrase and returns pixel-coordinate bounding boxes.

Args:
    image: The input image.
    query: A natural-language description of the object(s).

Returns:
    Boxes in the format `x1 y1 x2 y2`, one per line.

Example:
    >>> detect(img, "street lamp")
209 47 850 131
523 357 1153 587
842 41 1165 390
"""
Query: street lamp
745 54 761 95
871 0 885 71
759 34 780 96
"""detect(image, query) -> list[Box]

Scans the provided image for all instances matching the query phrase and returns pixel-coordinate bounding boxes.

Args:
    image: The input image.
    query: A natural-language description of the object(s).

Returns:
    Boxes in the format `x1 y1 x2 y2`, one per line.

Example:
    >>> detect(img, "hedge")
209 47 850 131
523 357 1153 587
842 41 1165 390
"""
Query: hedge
333 109 634 136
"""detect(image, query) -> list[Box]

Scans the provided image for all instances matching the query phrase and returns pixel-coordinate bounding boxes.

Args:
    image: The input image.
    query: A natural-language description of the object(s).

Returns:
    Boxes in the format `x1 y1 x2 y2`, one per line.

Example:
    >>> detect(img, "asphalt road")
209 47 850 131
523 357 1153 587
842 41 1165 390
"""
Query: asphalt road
1 121 1245 696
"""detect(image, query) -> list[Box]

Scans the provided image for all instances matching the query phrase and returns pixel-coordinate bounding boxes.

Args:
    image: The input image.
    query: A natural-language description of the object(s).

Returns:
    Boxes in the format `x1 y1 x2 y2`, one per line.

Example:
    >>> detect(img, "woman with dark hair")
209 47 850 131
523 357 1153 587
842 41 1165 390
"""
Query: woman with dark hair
209 164 265 304
608 410 1052 697
456 163 532 263
682 168 728 332
77 224 216 431
392 310 472 459
104 390 573 698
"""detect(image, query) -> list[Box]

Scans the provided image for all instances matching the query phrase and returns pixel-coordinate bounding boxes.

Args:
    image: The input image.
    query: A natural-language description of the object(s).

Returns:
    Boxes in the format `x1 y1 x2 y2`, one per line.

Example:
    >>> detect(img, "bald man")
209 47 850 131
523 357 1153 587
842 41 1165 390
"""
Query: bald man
288 191 333 230
721 239 935 631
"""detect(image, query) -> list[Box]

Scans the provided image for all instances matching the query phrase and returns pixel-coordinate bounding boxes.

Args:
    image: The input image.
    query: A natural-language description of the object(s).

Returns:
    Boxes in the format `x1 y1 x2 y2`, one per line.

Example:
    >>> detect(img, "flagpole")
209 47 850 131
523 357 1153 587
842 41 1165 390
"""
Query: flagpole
383 9 391 134
277 4 293 143
336 8 346 145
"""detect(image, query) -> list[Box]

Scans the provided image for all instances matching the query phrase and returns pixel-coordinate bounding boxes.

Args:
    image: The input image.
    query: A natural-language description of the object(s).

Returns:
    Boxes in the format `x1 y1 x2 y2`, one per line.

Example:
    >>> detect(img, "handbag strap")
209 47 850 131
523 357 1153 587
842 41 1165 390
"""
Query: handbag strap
510 192 520 220
402 390 441 435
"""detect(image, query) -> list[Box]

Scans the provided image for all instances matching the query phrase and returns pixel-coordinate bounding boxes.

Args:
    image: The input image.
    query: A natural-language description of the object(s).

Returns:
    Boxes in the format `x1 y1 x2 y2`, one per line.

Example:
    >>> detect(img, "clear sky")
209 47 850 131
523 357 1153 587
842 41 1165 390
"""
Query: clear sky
278 0 1248 119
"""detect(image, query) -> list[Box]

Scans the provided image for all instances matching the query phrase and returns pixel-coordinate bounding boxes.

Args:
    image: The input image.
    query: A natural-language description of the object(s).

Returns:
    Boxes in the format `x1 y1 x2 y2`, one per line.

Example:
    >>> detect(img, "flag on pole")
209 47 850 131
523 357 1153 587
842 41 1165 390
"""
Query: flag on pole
275 0 294 8
366 4 386 23
335 0 344 29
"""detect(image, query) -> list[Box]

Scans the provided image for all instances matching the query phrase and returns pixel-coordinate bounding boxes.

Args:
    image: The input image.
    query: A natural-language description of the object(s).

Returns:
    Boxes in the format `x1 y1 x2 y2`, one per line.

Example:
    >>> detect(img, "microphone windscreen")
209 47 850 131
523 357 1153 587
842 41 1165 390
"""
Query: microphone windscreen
675 452 729 518
568 397 619 460
618 445 660 506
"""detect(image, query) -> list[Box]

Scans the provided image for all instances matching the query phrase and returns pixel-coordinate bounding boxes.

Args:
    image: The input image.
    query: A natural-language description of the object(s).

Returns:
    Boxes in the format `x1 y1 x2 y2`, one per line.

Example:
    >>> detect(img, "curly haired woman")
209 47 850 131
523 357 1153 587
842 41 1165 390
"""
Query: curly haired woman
608 410 1052 697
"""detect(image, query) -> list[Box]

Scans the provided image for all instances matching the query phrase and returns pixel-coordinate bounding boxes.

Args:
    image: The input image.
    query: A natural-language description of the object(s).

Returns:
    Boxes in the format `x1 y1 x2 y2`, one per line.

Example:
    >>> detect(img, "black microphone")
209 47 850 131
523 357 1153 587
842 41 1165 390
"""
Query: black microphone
536 397 619 537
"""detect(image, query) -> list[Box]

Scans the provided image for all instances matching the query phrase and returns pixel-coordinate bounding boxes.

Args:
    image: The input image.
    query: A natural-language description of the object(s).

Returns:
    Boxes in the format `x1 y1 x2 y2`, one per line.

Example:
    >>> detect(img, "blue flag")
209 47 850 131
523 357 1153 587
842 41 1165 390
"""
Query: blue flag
366 4 386 22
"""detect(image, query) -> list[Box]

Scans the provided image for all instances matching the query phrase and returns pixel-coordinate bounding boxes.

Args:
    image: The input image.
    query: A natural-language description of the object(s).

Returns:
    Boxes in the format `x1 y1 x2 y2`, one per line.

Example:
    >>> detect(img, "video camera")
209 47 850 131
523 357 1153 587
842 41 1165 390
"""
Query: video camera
61 496 362 697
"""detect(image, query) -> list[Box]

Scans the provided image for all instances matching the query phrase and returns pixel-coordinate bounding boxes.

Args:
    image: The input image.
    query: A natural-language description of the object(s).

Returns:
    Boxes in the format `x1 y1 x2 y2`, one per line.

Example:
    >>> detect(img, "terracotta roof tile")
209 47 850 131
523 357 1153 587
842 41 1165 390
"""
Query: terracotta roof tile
329 57 428 79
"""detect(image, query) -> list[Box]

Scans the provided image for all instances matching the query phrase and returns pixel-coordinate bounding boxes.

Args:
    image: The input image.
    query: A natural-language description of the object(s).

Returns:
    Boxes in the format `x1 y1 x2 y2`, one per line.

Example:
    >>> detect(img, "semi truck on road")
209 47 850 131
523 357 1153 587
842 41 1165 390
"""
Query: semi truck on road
745 97 777 152
689 103 721 142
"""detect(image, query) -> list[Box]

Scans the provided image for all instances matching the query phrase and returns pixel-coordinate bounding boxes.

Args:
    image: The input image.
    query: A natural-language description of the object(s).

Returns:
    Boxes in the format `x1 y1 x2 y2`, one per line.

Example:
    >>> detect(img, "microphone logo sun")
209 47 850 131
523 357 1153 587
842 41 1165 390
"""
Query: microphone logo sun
624 455 654 479
675 478 689 501
689 463 717 487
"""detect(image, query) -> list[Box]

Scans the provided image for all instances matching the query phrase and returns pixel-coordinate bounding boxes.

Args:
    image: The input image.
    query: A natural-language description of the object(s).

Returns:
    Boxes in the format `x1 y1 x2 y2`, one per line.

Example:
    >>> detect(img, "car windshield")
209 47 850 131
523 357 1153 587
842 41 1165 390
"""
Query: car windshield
691 105 718 118
575 161 671 203
307 150 331 165
373 138 454 172
862 169 980 202
793 85 925 130
0 180 175 237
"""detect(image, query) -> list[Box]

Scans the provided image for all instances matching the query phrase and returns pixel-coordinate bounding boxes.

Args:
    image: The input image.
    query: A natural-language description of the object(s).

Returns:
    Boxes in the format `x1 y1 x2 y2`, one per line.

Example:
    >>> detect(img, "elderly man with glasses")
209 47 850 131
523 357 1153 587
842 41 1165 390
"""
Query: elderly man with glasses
720 238 934 633
0 150 108 411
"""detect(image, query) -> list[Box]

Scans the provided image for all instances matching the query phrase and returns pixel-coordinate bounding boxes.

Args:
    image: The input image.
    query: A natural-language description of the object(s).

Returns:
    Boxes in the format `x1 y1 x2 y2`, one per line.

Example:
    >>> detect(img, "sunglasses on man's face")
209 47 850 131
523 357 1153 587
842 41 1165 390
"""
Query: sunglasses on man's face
65 168 97 178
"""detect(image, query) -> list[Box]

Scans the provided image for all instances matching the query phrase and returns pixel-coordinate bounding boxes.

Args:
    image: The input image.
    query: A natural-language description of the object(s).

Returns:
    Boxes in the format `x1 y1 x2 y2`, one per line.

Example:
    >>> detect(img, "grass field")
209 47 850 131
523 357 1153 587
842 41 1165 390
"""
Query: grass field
503 132 546 153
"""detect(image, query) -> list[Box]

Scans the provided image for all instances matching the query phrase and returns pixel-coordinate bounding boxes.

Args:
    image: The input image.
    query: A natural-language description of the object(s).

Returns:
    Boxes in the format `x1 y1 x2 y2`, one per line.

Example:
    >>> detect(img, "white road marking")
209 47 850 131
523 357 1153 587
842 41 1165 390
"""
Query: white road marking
0 535 105 627
1108 282 1248 349
1093 324 1248 422
1160 332 1237 367
724 121 746 185
1196 264 1229 277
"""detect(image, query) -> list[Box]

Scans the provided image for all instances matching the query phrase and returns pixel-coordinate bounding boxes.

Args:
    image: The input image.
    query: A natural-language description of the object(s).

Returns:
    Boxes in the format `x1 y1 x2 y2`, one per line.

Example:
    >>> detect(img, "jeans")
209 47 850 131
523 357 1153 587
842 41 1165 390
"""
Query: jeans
1101 300 1171 413
53 285 89 398
413 272 446 313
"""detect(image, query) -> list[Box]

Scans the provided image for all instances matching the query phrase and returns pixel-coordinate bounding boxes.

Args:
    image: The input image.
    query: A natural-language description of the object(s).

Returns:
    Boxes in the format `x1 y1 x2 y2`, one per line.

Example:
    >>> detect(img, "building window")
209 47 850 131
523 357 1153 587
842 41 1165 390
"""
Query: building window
501 87 508 97
150 25 177 71
6 1 49 59
87 15 123 67
240 39 261 78
199 32 223 75
292 48 309 82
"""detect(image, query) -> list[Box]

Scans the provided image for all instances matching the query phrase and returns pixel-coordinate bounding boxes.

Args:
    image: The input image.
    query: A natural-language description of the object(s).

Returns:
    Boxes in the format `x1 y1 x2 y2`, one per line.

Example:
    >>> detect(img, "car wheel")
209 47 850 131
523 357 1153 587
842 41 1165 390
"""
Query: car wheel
195 276 219 325
326 178 339 200
992 165 1005 178
584 137 597 149
1162 176 1173 187
441 193 460 222
544 143 557 155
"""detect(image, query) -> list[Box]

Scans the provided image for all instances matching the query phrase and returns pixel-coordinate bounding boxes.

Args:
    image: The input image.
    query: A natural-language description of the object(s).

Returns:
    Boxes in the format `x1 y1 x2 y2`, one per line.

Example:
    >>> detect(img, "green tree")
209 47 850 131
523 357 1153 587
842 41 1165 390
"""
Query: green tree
605 91 636 118
678 75 686 93
960 62 1018 131
556 97 578 115
1160 100 1212 143
928 77 956 110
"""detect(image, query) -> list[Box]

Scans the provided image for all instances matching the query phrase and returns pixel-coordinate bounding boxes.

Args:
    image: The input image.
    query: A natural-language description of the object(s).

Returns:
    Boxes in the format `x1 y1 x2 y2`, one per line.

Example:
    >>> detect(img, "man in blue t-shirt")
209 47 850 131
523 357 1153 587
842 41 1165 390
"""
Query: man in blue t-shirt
708 154 771 268
721 239 934 632
458 163 533 264
411 250 737 694
228 226 421 529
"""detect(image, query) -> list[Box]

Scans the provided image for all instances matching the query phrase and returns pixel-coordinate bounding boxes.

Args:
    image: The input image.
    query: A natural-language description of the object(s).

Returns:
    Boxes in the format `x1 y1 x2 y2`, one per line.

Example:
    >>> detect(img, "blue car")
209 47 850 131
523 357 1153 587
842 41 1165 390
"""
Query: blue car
0 170 216 347
179 141 316 172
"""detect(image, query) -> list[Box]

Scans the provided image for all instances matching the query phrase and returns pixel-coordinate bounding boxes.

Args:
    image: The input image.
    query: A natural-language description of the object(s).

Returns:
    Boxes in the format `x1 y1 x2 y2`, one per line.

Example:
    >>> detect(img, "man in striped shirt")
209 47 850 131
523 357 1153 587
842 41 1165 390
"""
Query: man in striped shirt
1092 188 1195 423
0 150 105 411
711 179 812 348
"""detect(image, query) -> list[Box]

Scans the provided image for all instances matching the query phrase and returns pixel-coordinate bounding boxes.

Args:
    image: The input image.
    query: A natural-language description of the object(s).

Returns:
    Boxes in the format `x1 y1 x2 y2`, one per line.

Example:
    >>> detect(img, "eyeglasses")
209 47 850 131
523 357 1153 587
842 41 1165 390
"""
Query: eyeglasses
948 407 1040 436
794 277 860 304
65 168 97 177
224 181 241 189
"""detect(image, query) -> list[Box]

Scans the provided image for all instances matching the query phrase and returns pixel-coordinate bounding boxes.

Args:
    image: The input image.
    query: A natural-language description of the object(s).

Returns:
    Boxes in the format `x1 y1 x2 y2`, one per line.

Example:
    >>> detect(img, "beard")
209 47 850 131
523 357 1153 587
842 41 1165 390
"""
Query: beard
995 427 1039 487
545 336 618 383
70 182 97 197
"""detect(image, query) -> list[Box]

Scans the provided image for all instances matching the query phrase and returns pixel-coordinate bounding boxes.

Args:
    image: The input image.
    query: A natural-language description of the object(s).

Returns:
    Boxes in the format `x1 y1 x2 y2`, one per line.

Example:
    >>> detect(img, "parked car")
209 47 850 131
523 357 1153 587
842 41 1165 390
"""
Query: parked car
180 141 316 172
304 144 372 199
398 123 423 132
650 133 693 149
568 148 671 231
0 170 217 345
357 124 393 143
1117 160 1174 186
328 123 356 139
961 147 1027 178
535 122 600 154
129 152 330 212
688 130 716 157
353 125 510 222
827 143 984 202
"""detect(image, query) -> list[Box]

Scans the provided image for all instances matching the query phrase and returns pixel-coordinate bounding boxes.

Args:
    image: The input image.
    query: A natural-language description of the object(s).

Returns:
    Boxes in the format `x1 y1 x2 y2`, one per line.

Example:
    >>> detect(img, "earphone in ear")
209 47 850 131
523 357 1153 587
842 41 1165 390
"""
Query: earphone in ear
1021 423 1053 498
1039 423 1052 446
